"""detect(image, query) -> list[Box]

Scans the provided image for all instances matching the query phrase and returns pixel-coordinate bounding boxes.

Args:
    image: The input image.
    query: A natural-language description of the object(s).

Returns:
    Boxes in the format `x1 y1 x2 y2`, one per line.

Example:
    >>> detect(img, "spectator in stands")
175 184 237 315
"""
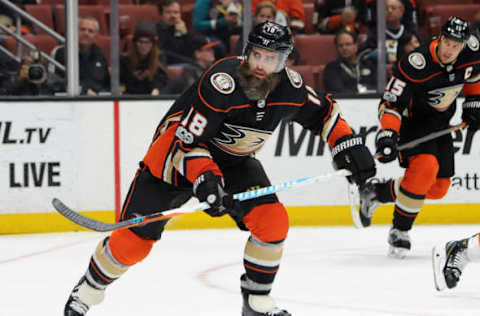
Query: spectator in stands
314 0 367 35
120 21 168 95
0 0 36 36
235 1 277 55
324 29 376 95
10 50 64 96
366 0 417 32
193 0 242 58
360 0 421 65
50 16 110 95
252 0 306 34
397 31 421 60
164 35 220 94
471 9 480 37
156 0 195 65
0 55 16 95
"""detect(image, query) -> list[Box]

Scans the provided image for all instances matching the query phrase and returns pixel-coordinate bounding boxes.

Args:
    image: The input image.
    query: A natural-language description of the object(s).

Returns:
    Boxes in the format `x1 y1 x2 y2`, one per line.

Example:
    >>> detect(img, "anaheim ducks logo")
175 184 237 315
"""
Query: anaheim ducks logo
427 84 464 111
212 123 272 156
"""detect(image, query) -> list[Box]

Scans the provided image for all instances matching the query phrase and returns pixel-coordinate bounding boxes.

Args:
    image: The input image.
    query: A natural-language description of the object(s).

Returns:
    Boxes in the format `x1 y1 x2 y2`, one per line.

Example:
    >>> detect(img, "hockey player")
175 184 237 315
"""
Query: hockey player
432 233 480 291
63 21 376 316
358 16 480 258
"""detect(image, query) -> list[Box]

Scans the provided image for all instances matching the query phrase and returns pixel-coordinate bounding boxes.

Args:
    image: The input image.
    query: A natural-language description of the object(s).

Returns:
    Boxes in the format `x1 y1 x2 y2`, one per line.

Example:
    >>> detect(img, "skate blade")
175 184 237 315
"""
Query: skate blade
388 246 409 259
432 245 447 291
348 183 364 229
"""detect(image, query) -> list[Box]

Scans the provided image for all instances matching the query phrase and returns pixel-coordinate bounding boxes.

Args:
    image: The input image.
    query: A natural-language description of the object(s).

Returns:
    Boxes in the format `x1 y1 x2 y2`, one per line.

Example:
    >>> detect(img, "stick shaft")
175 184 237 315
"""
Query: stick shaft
52 169 350 232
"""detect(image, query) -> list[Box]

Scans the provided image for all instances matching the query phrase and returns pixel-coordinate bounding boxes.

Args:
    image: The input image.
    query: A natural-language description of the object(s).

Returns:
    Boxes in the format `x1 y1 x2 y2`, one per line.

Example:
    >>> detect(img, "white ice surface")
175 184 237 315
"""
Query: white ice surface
1 225 480 316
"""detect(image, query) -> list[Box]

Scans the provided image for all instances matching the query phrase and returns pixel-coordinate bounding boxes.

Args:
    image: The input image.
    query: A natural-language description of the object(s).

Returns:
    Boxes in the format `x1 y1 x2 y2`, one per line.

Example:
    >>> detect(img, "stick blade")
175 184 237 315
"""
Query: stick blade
52 198 113 232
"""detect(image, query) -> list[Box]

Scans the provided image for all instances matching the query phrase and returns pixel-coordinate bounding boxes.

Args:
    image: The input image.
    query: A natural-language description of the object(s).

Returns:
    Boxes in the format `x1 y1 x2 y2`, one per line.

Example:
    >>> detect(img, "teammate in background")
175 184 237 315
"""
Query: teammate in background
63 22 376 316
357 16 480 258
433 233 480 291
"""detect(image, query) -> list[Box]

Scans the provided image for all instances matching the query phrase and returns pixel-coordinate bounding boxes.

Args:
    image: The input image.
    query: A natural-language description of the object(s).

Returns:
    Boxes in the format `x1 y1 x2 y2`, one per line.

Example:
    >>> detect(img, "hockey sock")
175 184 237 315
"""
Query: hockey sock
241 236 284 295
375 179 397 203
85 237 131 290
392 185 425 231
466 234 480 261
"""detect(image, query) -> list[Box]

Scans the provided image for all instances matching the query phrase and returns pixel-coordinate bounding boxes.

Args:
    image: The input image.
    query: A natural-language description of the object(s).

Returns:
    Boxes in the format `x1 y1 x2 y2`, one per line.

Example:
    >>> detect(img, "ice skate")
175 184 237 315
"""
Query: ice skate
354 180 380 228
387 227 411 258
432 239 469 291
64 276 105 316
242 293 292 316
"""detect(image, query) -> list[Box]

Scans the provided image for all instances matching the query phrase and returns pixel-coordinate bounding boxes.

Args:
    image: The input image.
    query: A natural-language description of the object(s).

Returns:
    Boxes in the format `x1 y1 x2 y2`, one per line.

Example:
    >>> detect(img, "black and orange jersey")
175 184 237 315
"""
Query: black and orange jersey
379 35 480 136
143 56 353 187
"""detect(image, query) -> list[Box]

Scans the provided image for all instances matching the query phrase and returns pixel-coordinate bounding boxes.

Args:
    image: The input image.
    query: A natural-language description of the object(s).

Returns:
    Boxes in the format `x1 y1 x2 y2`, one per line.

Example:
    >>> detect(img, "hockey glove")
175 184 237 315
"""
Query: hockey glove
332 134 376 186
462 97 480 131
375 129 398 163
193 171 237 217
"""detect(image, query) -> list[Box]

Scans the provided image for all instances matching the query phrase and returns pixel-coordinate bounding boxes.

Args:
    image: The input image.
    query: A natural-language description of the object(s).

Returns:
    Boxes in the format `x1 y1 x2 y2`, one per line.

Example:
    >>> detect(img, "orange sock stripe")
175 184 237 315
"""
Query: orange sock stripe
89 258 115 283
244 263 279 274
394 206 418 218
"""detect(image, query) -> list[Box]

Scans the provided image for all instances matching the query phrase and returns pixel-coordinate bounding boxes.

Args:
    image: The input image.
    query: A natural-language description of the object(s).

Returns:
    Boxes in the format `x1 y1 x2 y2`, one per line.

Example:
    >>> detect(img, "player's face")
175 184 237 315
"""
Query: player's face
248 46 280 79
437 37 464 64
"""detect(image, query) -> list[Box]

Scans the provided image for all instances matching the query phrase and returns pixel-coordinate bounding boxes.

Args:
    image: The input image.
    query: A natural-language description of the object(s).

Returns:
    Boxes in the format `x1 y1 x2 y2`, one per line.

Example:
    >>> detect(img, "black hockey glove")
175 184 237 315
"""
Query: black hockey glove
375 129 398 163
462 97 480 131
193 171 237 217
332 134 376 186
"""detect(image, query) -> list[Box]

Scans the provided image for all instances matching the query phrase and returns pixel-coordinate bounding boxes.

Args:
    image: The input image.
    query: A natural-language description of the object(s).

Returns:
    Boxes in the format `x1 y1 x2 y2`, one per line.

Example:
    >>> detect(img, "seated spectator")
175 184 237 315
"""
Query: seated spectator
0 56 18 95
164 35 220 94
49 16 110 95
314 0 367 35
0 1 36 36
471 9 480 37
10 50 64 96
252 0 306 34
235 1 277 55
120 22 168 95
324 29 376 95
366 0 417 32
360 0 421 65
397 31 421 60
156 0 195 65
193 0 242 58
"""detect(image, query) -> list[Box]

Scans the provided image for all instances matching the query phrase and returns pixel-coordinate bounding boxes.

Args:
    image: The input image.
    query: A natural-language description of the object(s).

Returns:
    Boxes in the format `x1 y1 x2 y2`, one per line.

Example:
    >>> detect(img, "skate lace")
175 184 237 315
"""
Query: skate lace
446 243 468 275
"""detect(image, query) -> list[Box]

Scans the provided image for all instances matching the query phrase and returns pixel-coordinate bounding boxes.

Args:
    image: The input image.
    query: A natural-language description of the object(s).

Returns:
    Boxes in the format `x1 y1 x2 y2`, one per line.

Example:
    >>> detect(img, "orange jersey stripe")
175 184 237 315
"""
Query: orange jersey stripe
380 112 401 133
327 118 353 147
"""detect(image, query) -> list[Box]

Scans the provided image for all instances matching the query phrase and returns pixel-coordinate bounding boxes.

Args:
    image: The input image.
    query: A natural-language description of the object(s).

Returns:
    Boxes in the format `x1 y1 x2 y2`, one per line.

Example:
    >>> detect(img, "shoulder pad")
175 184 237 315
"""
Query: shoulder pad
467 34 480 52
210 72 235 94
285 67 303 88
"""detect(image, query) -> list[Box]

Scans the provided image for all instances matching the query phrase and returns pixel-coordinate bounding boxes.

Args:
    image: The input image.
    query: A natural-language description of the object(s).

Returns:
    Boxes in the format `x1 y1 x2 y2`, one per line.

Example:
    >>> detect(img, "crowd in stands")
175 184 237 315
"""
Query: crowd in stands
1 0 480 96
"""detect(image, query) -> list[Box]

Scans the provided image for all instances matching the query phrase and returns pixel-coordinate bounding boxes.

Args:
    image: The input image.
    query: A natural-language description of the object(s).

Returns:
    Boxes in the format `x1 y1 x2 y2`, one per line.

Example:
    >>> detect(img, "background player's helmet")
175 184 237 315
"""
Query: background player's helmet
441 16 470 43
243 21 294 73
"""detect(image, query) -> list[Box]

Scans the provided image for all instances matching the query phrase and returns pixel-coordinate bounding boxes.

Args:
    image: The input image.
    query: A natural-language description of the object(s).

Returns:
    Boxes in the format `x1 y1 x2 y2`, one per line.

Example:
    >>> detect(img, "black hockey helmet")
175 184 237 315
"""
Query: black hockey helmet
243 21 294 72
441 16 470 42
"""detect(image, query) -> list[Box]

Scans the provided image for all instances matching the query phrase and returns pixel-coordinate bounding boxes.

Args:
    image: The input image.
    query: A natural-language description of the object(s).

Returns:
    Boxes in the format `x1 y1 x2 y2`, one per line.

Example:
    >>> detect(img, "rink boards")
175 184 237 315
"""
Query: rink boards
0 98 479 234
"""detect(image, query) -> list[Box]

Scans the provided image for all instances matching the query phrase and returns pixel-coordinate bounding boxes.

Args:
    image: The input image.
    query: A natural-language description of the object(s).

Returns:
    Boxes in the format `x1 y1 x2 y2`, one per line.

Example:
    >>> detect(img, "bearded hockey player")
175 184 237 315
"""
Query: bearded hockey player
63 21 376 316
358 16 480 258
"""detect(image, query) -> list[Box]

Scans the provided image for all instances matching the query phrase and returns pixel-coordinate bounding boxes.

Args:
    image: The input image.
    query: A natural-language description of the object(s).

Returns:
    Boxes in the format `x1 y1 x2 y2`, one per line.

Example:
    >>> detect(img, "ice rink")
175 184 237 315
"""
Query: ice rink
1 225 480 316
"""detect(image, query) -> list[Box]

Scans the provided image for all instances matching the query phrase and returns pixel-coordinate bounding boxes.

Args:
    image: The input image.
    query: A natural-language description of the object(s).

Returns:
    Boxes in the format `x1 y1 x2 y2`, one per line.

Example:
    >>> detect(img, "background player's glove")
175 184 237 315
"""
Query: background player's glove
332 134 376 186
193 171 234 217
462 97 480 131
375 129 398 163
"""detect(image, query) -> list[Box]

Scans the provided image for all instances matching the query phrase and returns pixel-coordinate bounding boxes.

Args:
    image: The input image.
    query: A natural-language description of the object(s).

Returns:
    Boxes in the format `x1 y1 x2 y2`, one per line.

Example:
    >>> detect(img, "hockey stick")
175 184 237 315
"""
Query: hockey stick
52 169 351 232
373 122 466 160
350 122 467 229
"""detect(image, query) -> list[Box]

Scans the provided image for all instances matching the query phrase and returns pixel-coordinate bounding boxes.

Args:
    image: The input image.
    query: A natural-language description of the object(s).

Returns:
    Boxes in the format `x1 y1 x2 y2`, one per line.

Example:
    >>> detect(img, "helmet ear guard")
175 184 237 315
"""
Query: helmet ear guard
242 21 294 73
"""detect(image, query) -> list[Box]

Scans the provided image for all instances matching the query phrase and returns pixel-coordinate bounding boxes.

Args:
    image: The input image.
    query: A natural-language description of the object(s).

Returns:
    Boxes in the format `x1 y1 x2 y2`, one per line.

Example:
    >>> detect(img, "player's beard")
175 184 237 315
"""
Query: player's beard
235 63 280 100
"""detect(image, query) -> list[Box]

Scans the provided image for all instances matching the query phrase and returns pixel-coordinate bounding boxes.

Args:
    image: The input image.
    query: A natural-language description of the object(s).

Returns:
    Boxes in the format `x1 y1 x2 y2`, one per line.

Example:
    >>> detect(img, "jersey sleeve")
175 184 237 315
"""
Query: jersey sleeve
292 85 353 147
377 57 416 133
